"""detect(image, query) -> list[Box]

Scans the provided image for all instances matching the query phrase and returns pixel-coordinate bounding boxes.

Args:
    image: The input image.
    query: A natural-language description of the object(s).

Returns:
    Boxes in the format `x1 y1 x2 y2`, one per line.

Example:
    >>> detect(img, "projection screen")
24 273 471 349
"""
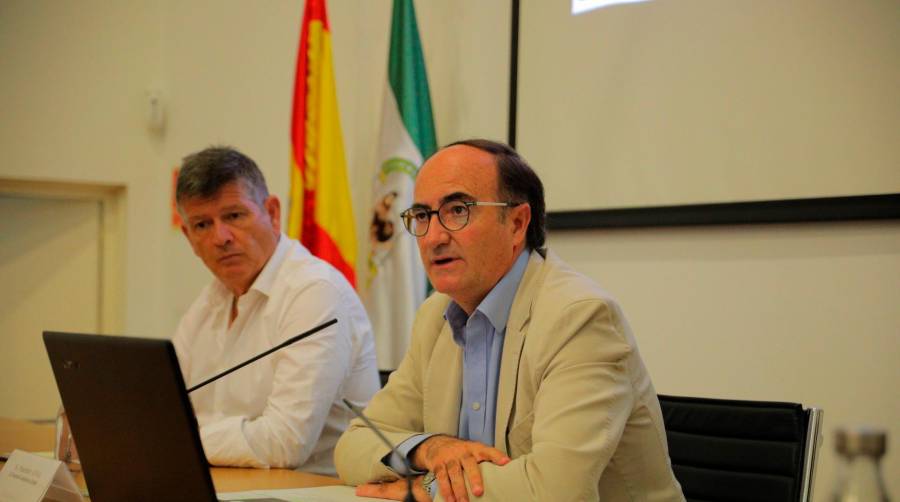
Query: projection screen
516 0 900 214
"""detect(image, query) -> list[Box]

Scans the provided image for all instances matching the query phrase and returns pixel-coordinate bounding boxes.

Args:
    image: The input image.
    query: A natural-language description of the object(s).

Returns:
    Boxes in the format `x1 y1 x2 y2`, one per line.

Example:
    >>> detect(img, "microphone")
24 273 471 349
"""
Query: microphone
186 318 338 394
342 398 416 502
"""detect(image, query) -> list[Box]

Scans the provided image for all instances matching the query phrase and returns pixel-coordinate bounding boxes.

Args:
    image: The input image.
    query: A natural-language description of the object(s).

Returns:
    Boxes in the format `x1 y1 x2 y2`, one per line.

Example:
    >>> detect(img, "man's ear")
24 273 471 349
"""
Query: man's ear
179 209 190 241
180 222 202 257
265 195 282 234
510 202 531 246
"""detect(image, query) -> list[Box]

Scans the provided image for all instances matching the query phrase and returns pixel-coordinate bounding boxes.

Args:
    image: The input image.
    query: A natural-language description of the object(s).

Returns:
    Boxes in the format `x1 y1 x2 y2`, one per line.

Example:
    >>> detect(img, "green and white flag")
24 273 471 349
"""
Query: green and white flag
365 0 437 370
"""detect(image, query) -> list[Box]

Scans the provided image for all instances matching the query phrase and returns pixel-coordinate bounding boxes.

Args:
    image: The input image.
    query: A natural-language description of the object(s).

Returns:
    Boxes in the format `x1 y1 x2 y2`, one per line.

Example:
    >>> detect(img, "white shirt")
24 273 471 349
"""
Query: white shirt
173 235 379 475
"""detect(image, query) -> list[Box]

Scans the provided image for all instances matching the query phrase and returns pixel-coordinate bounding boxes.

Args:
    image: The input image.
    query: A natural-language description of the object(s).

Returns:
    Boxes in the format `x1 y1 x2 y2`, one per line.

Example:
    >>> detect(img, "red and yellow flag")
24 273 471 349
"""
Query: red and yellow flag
288 0 357 287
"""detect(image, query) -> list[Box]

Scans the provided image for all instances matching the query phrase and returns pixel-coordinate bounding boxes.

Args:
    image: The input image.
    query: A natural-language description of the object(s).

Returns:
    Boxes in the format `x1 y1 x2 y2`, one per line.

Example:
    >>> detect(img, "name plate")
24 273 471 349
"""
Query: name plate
0 450 82 502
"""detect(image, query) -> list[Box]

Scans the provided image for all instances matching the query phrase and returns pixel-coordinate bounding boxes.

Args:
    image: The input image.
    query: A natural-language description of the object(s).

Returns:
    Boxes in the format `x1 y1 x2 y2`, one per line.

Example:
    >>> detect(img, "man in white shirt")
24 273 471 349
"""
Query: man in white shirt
173 146 379 474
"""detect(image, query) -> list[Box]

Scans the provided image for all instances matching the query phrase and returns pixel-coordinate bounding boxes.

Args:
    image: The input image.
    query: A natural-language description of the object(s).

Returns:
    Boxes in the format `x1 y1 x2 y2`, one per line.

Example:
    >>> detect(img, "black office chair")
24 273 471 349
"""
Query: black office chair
658 394 823 502
378 369 393 388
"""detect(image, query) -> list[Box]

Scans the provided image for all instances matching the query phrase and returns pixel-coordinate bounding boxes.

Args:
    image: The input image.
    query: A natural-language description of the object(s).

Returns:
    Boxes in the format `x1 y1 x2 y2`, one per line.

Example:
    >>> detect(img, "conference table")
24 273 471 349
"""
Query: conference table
0 417 343 495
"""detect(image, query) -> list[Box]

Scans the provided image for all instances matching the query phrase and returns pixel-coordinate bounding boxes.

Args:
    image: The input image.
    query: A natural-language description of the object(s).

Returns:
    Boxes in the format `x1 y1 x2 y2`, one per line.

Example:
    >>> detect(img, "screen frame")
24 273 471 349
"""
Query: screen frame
507 0 900 230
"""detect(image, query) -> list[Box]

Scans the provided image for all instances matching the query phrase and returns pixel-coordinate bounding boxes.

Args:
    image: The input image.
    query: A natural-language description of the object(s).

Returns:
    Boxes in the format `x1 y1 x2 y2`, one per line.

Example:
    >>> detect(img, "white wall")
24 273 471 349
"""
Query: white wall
1 1 895 498
549 222 900 497
0 0 167 336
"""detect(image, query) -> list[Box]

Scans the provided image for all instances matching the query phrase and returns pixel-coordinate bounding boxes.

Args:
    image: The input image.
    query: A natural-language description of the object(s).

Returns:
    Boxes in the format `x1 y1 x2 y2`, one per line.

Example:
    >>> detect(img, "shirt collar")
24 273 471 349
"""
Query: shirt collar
249 233 289 297
445 249 532 339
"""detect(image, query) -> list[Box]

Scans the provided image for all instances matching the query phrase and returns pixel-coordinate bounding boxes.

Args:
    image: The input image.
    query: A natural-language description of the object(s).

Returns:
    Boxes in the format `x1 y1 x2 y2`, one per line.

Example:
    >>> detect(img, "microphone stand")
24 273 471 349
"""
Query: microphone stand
186 318 337 394
343 398 416 502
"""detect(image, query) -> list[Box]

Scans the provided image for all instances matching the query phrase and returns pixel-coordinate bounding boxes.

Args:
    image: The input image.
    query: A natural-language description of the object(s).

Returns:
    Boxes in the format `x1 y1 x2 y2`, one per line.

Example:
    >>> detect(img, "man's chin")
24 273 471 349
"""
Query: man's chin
426 277 458 296
213 268 251 292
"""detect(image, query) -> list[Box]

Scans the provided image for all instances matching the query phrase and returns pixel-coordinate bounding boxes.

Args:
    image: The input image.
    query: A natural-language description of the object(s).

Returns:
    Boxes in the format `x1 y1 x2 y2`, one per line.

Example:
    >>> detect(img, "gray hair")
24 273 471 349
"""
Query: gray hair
176 146 269 210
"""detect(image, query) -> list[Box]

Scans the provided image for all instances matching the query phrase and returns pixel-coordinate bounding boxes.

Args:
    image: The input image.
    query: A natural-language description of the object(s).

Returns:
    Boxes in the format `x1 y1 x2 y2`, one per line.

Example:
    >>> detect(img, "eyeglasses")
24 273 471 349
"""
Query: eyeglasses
400 200 515 237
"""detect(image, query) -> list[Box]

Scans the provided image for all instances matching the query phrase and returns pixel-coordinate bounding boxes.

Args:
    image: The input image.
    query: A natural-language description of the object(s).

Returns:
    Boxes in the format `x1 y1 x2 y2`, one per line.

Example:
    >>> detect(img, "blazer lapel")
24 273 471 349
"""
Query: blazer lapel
424 321 463 435
494 251 546 453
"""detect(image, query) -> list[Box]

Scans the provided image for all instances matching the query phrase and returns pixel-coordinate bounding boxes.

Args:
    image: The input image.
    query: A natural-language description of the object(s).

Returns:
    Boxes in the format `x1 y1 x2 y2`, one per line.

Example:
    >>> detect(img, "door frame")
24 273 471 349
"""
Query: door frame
0 177 126 333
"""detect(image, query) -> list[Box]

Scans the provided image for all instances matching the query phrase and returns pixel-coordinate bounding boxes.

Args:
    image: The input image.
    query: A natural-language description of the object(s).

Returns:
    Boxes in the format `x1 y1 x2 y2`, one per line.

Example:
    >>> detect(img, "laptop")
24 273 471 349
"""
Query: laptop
43 331 286 502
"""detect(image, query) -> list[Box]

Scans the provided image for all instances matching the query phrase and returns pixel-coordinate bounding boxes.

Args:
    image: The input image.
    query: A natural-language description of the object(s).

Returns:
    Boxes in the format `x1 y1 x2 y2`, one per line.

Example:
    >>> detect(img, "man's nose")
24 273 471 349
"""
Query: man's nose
212 221 234 246
420 214 450 247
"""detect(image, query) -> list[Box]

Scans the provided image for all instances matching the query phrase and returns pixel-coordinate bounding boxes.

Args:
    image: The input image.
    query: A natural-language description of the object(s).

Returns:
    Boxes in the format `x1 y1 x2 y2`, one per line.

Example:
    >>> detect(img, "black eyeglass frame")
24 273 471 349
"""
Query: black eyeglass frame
400 200 517 237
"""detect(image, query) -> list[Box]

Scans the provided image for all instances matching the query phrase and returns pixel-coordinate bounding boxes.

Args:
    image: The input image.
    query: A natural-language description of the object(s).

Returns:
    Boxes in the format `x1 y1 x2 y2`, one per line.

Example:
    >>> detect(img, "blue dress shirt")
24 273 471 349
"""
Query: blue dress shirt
387 250 531 474
447 249 529 445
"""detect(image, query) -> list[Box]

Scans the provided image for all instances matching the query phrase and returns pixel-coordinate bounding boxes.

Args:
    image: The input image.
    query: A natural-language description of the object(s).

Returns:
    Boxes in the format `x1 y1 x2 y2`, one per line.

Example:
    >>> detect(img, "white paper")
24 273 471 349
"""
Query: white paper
218 485 394 502
0 449 82 502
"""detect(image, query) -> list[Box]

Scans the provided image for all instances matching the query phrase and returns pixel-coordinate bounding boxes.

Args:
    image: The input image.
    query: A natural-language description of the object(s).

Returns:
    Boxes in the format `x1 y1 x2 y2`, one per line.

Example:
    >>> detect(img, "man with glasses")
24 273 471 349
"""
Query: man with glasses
336 139 683 501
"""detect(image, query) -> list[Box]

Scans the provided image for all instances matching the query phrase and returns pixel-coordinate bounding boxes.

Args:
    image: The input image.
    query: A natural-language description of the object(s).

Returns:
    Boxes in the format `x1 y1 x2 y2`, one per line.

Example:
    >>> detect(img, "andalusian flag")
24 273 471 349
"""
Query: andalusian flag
288 0 356 287
366 0 437 369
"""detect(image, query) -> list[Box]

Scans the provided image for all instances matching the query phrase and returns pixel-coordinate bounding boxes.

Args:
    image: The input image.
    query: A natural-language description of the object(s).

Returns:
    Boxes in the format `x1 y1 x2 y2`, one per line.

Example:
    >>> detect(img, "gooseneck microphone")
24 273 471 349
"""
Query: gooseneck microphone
186 318 338 394
342 398 416 502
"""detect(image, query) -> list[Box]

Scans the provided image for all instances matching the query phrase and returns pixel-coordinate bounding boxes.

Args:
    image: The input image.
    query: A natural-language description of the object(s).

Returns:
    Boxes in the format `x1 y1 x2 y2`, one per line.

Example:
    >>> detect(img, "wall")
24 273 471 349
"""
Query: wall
549 222 900 497
0 0 895 498
0 0 166 336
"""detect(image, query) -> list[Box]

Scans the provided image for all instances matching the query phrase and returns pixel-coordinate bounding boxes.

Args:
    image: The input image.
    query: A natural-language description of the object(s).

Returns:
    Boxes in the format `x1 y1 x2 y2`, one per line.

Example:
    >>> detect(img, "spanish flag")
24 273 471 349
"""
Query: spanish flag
288 0 357 287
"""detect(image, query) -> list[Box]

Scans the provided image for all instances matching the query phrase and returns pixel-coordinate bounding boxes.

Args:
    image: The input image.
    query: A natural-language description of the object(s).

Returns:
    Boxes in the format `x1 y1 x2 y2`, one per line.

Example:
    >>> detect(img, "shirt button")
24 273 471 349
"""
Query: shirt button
472 402 481 411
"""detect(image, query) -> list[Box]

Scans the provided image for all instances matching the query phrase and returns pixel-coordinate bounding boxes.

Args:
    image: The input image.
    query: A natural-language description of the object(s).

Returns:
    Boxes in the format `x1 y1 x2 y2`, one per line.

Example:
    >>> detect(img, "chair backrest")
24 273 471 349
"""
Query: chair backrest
658 394 823 502
378 369 393 388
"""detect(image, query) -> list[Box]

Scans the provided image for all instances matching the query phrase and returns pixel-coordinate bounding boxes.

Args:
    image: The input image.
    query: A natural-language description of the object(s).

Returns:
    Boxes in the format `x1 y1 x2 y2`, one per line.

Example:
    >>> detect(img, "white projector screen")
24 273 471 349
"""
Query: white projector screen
517 0 900 212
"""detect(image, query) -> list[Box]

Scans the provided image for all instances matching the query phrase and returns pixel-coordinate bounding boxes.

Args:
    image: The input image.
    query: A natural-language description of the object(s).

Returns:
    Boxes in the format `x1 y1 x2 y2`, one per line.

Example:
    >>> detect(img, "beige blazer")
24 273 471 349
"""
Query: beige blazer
335 250 684 501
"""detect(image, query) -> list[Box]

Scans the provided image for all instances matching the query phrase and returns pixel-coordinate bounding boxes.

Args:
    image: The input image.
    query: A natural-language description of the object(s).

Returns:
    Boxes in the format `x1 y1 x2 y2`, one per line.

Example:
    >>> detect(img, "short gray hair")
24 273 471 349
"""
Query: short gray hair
176 146 269 210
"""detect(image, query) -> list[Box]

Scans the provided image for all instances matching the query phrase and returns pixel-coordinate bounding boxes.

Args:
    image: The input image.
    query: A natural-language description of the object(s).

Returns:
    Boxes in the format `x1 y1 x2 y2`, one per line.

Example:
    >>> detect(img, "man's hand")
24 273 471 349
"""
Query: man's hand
412 435 510 502
356 476 432 502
